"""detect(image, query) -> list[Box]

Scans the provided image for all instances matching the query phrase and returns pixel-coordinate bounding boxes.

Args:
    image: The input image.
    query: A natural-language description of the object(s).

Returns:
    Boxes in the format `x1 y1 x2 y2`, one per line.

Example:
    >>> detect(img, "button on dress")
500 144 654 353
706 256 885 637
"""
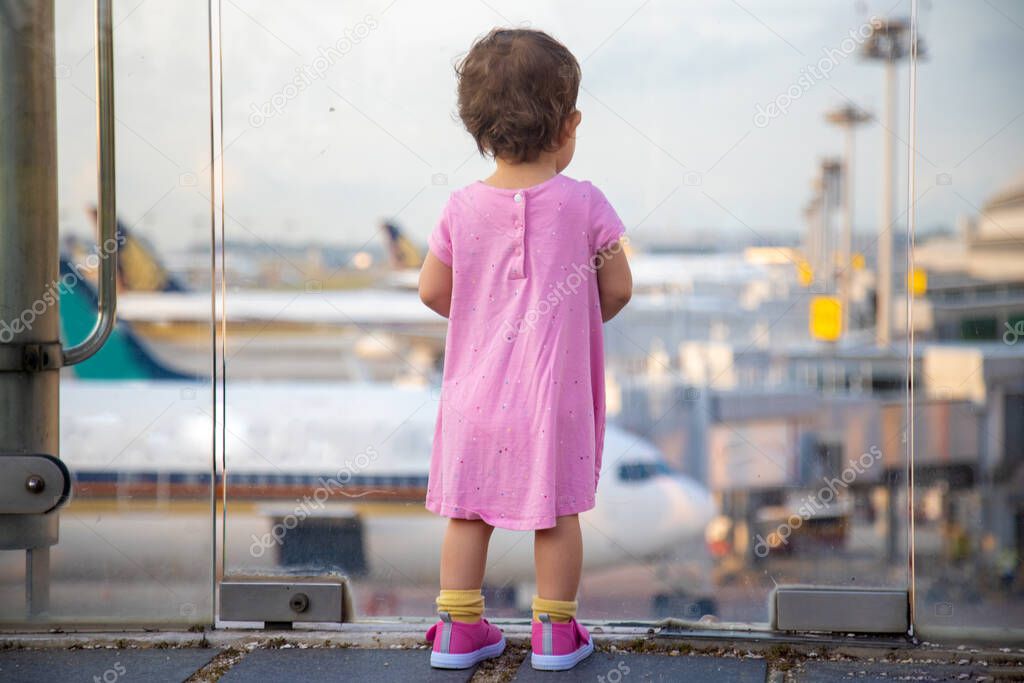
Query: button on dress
425 174 626 530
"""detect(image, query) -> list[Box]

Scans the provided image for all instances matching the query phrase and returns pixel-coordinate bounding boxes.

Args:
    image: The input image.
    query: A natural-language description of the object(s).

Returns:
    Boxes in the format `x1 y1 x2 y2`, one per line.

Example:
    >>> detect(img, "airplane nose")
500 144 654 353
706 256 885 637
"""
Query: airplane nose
660 474 717 543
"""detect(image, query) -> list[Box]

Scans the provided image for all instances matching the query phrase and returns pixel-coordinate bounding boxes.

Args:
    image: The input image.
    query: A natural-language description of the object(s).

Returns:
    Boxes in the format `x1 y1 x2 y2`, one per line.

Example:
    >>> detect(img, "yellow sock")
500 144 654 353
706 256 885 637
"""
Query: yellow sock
436 589 484 623
532 595 577 623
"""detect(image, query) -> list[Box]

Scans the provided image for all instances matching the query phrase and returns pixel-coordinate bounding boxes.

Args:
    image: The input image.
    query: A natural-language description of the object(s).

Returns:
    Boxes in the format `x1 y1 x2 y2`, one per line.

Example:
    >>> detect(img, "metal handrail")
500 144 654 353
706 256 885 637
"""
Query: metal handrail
64 0 117 366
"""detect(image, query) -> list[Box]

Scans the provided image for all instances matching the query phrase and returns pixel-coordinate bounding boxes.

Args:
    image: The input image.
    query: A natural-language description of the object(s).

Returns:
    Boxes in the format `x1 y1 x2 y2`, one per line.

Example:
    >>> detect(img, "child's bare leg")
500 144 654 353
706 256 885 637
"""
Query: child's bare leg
533 514 582 622
440 518 494 589
436 518 494 623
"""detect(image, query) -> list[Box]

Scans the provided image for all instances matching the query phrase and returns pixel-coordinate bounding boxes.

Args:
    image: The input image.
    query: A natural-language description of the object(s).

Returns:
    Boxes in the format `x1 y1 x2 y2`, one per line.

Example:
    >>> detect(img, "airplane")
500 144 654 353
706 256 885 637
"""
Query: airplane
69 211 443 362
78 210 814 388
374 219 428 290
91 209 802 326
67 212 448 381
76 210 809 391
53 254 720 615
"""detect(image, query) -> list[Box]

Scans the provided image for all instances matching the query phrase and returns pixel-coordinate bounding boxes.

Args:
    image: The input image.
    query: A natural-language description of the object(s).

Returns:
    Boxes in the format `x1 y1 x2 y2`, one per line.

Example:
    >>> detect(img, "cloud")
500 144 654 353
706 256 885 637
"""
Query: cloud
53 0 1024 251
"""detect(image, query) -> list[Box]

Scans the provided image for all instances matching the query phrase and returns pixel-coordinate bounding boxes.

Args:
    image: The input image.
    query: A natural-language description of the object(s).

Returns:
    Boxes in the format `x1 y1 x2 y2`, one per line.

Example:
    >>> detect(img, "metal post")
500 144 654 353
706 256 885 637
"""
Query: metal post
0 0 60 618
63 0 118 366
861 18 924 347
877 61 896 347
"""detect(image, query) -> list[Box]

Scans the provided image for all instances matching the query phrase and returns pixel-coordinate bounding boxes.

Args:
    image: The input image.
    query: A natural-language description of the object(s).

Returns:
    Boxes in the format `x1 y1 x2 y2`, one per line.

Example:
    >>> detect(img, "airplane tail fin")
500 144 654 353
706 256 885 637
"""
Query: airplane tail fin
60 256 195 380
380 220 423 269
87 206 188 292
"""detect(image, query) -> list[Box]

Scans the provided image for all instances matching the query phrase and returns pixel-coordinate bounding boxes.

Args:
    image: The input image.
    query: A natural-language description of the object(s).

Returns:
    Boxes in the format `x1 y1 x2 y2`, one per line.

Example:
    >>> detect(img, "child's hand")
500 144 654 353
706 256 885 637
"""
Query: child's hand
419 251 453 318
596 240 631 322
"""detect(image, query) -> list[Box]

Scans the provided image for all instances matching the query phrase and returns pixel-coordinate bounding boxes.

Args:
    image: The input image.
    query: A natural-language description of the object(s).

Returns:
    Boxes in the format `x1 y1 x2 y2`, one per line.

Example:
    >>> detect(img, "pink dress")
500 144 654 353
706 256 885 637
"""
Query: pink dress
424 174 626 530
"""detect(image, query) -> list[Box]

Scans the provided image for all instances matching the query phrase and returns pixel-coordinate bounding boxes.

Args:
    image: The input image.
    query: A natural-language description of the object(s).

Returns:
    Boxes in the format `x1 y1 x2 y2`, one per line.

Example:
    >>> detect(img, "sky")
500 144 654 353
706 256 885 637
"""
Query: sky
52 0 1024 257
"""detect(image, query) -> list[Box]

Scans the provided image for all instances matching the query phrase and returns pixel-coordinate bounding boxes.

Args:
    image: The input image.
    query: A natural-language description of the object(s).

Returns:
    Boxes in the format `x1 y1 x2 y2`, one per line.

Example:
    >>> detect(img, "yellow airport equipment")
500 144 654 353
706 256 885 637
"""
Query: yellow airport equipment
909 268 927 297
797 260 813 287
810 296 843 342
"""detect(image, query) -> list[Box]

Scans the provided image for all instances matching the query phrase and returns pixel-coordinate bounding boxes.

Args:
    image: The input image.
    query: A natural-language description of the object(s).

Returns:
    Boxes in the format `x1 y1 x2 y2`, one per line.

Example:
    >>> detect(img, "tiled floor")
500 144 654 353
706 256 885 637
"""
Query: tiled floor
0 648 218 683
509 651 767 682
219 648 476 682
793 659 1014 682
4 646 1017 683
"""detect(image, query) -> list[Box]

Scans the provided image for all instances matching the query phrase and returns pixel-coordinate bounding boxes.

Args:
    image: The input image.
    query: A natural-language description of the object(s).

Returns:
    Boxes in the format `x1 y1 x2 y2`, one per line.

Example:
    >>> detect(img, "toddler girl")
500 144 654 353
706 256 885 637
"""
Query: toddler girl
419 27 632 671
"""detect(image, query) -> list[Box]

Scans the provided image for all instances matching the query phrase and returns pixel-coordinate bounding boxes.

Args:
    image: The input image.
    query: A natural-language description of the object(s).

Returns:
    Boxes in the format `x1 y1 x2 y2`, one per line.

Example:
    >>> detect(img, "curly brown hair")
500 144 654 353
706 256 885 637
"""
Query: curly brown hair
456 28 581 164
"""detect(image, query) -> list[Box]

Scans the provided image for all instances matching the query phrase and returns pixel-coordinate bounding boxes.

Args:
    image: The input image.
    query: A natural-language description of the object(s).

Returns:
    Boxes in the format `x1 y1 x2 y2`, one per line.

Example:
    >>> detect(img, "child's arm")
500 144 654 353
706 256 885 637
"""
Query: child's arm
596 240 632 322
419 251 453 318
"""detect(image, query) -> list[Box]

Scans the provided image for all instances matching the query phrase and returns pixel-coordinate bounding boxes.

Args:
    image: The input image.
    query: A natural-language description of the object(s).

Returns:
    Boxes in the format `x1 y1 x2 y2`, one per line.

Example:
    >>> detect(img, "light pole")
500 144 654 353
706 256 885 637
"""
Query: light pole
821 158 843 295
803 179 823 283
860 18 924 348
826 105 871 335
806 159 844 345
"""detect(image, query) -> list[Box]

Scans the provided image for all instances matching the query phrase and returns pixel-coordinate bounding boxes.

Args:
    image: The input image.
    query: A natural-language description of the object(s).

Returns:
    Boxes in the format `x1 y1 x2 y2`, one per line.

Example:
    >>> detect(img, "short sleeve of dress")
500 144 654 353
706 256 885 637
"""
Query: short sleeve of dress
587 183 626 254
427 199 454 266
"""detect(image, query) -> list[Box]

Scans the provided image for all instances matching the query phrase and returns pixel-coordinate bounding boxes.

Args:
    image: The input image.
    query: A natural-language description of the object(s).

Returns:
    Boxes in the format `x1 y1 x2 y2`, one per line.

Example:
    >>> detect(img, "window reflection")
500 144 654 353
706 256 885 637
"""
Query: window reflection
2 0 1019 639
213 0 925 625
206 0 1022 633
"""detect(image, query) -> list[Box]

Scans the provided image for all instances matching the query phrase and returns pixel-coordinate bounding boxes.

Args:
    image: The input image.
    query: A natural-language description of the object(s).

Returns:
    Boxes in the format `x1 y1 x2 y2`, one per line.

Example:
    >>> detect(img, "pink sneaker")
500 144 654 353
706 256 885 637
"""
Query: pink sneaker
531 614 594 670
425 611 506 669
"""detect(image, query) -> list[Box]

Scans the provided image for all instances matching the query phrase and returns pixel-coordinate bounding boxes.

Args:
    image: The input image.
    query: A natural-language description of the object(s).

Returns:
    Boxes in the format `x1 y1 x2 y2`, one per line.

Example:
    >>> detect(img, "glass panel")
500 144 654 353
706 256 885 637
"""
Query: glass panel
217 1 916 626
1 0 215 626
910 1 1024 640
580 2 917 622
216 1 451 617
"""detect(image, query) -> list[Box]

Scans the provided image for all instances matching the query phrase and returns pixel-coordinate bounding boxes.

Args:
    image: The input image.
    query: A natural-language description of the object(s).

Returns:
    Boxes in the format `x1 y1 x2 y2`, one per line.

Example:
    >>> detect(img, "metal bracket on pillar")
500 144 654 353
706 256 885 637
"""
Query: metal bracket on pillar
0 454 72 515
0 455 71 619
0 342 64 373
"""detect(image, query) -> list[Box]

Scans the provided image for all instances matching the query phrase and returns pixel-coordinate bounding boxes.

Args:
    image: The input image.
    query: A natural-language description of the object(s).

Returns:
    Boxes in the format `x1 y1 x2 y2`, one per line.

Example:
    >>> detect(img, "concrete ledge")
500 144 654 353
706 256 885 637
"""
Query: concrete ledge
1 623 1021 665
